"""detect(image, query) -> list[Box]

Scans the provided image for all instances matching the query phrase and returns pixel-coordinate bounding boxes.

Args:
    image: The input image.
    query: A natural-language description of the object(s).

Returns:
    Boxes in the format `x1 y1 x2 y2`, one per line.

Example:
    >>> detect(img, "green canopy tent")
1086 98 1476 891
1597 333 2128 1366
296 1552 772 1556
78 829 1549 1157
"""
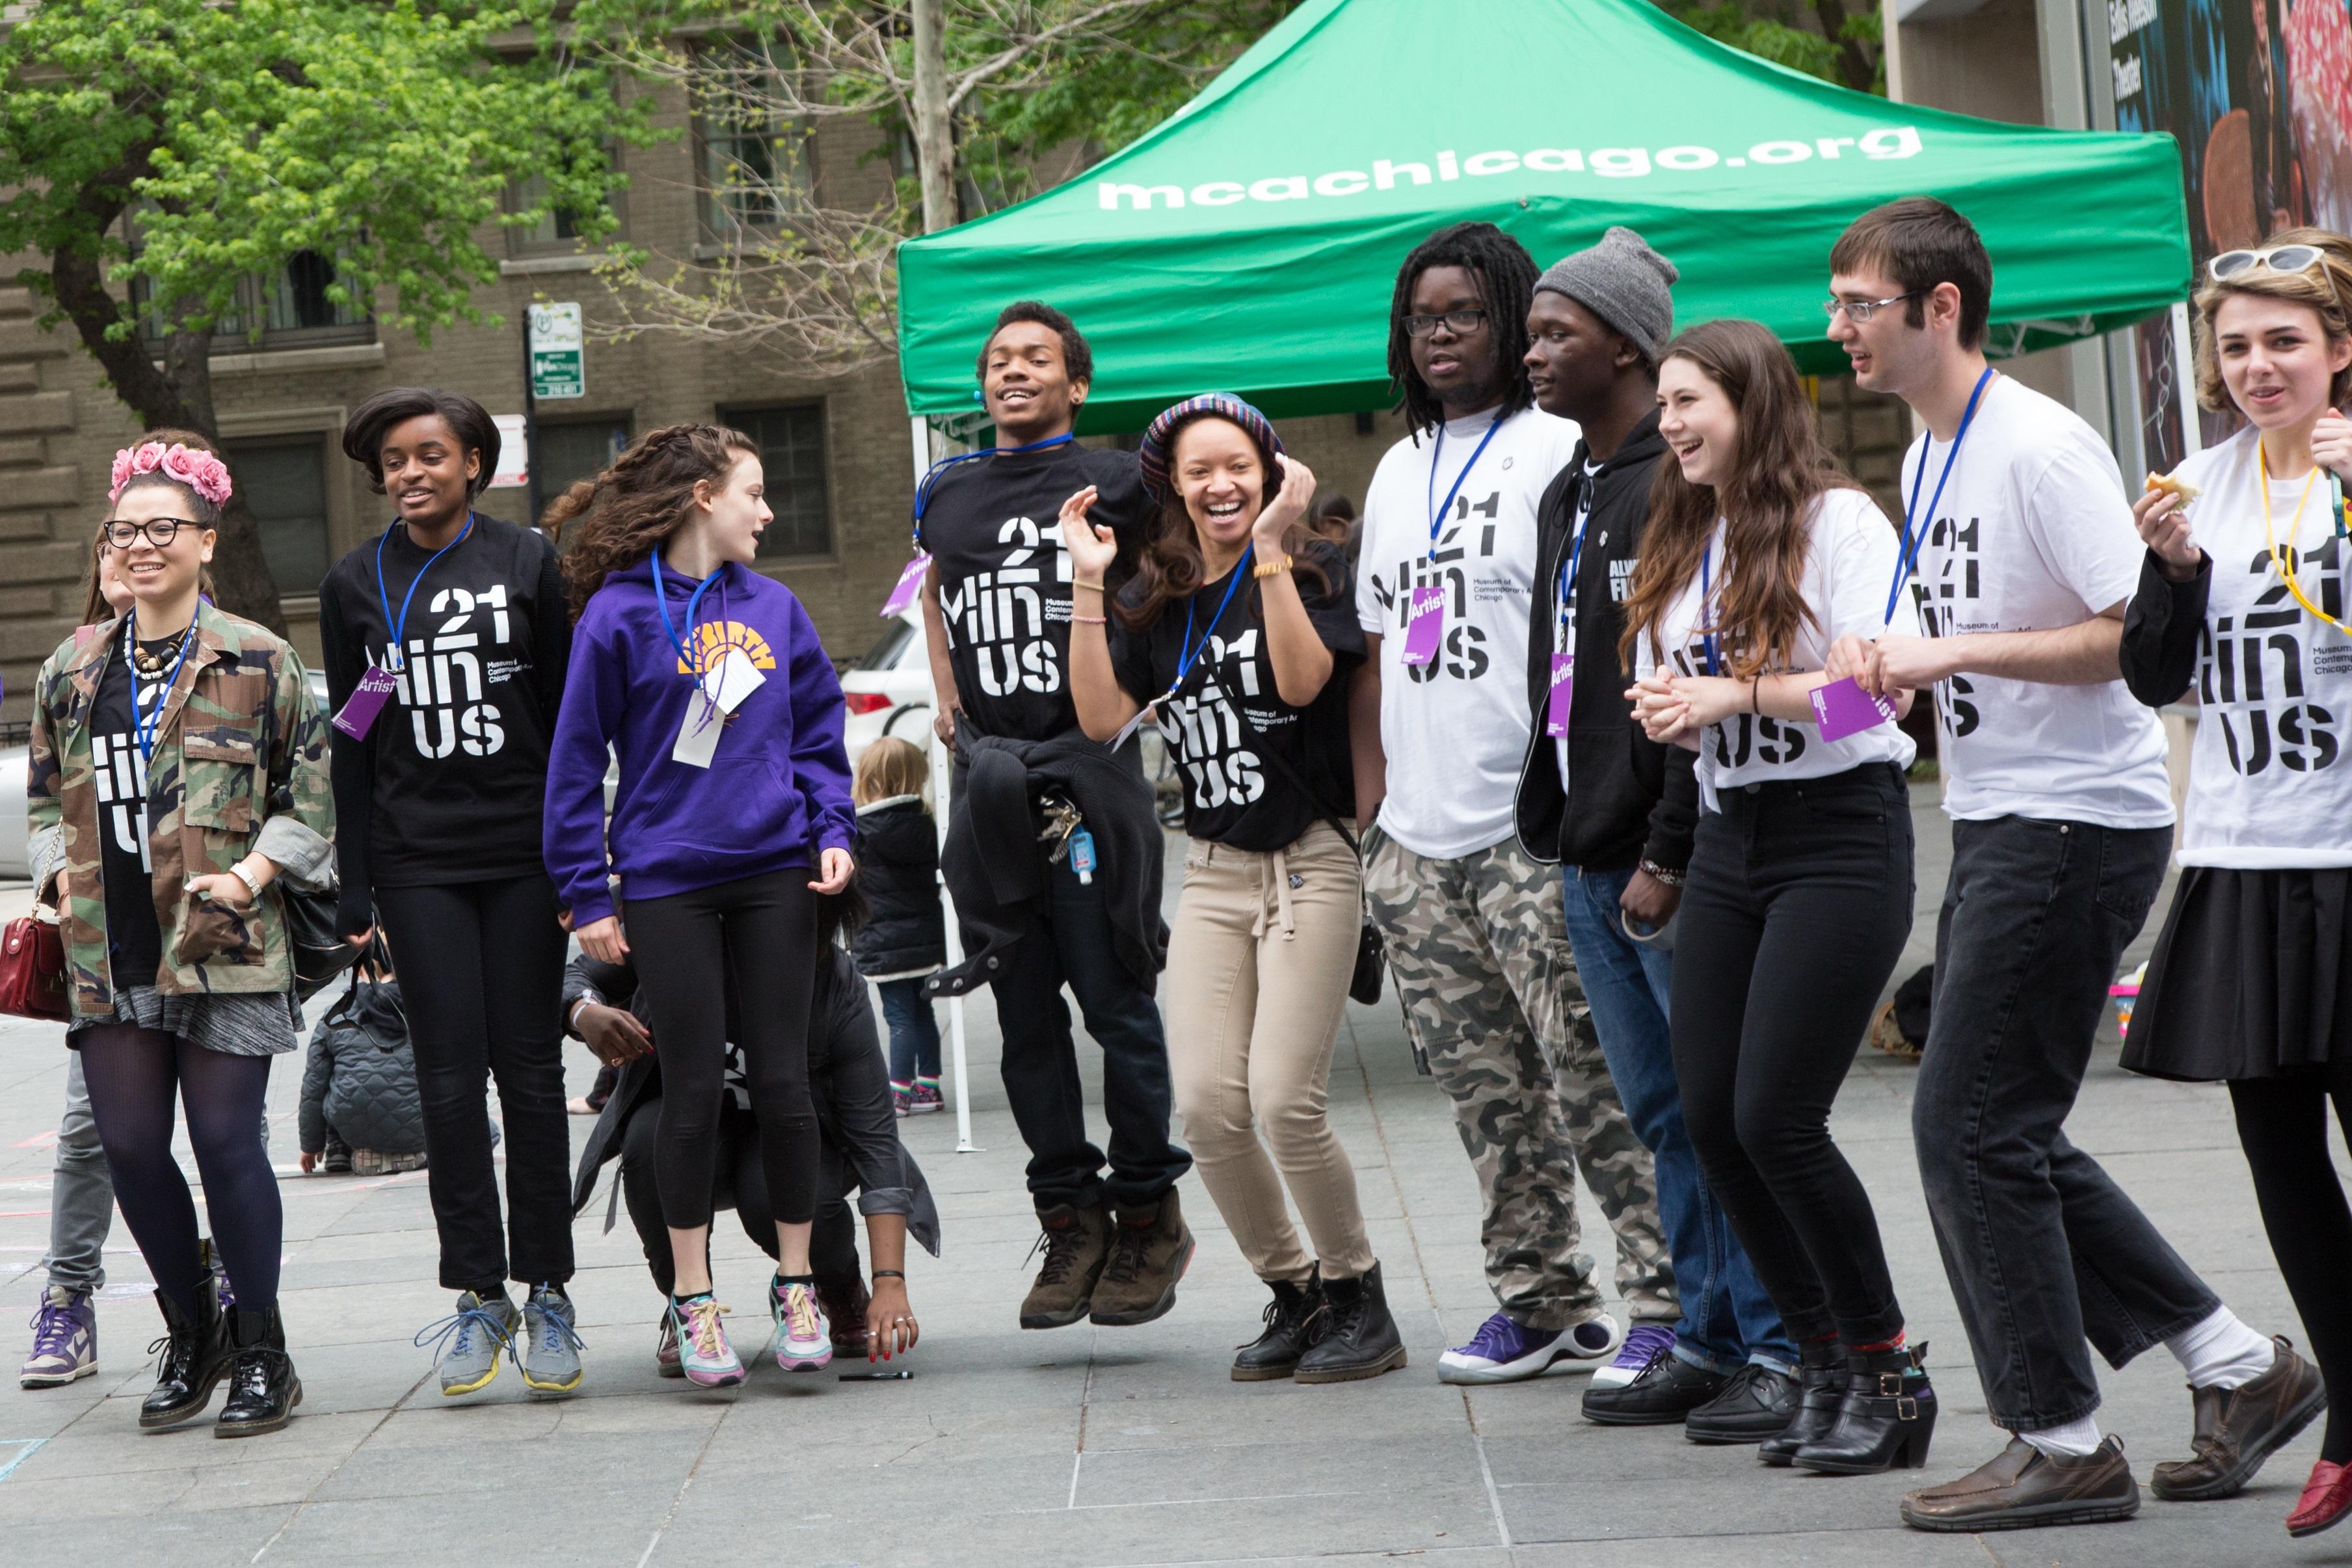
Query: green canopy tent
896 0 2190 436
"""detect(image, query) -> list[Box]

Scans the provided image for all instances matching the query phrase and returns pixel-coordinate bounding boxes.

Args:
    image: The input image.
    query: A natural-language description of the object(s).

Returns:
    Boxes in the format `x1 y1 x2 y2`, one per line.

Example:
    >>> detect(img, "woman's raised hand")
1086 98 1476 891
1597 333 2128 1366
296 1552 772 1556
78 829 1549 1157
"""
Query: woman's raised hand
1059 485 1117 581
1253 455 1317 555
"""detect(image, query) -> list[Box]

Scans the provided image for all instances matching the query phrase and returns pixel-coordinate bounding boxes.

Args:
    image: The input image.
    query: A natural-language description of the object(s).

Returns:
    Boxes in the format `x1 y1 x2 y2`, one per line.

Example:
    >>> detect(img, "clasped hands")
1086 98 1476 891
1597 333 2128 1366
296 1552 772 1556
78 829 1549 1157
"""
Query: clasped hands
1623 636 1927 745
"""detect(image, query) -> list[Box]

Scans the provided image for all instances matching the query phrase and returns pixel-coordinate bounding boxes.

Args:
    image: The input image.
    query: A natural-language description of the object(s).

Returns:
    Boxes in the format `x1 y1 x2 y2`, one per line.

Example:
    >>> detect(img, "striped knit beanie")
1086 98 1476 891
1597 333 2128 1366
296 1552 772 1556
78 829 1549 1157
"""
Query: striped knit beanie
1137 393 1285 503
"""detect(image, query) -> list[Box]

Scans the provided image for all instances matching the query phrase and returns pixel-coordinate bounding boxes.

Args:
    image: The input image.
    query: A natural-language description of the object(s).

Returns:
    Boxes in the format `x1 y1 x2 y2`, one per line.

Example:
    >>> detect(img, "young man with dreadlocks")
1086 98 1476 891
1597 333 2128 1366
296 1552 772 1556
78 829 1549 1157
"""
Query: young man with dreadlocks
1354 221 1674 1384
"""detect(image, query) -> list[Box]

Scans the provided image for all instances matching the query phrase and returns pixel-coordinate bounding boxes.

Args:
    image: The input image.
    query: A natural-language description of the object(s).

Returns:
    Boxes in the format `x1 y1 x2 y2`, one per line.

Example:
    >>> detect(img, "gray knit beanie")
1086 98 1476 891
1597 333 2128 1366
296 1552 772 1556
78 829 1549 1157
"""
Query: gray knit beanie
1534 226 1679 363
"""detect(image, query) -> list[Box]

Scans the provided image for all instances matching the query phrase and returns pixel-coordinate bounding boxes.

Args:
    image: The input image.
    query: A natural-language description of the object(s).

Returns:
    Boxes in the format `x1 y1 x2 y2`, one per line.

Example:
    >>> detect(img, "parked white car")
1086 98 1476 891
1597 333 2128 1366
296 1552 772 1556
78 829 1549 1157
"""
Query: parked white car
842 607 937 767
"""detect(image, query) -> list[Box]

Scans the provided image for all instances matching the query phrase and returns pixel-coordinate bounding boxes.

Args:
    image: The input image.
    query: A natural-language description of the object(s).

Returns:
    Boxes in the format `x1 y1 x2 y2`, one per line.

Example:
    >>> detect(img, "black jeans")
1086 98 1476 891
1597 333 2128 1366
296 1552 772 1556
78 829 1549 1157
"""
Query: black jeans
1914 816 2217 1430
2230 1063 2352 1464
618 1098 859 1297
377 875 574 1293
626 870 822 1230
989 844 1189 1213
1672 764 1914 1347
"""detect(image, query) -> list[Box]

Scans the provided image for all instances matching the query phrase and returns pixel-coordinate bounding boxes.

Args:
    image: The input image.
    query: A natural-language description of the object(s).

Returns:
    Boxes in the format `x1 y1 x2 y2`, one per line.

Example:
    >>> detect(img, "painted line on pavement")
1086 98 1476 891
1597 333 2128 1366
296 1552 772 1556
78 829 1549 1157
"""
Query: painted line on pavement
0 1438 47 1483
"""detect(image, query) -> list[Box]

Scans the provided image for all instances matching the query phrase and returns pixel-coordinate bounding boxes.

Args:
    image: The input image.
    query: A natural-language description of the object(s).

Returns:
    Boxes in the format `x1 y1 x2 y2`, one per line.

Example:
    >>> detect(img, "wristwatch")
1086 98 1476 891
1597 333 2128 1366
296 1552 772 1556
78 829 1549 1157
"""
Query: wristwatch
230 864 264 904
1252 553 1294 579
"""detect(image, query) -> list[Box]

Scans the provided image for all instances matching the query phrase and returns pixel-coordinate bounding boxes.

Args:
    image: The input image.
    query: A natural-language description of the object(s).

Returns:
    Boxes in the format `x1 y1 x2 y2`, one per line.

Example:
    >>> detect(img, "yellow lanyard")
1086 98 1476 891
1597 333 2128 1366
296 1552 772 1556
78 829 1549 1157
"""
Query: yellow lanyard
2258 444 2352 639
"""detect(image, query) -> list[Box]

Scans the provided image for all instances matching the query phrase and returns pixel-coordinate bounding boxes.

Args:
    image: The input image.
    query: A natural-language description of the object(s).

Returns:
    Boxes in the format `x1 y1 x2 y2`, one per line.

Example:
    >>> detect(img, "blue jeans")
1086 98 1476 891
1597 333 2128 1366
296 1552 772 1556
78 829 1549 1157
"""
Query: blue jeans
1562 863 1796 1374
879 977 944 1083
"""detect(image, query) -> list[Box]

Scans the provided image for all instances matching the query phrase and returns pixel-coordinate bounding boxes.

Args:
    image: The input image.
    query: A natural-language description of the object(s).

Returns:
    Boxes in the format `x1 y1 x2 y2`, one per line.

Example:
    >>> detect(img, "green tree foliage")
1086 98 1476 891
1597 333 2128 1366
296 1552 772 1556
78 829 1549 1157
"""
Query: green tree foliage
0 0 648 628
1657 0 1885 96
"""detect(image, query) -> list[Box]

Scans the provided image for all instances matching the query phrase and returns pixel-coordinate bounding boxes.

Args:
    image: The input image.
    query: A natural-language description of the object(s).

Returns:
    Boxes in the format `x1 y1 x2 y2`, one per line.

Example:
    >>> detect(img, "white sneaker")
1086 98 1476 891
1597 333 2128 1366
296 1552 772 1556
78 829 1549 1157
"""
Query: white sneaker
773 1281 831 1372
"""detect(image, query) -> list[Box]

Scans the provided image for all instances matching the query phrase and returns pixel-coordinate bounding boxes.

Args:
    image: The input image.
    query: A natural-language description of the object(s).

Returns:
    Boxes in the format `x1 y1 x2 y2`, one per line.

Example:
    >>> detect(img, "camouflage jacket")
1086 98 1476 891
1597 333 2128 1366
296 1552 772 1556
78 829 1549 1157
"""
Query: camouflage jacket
28 602 334 1015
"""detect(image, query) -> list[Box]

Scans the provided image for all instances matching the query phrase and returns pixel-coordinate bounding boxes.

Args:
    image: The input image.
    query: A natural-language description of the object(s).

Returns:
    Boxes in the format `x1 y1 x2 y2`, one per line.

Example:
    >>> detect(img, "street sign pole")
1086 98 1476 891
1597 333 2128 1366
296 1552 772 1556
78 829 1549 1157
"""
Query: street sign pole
525 302 586 529
520 314 540 527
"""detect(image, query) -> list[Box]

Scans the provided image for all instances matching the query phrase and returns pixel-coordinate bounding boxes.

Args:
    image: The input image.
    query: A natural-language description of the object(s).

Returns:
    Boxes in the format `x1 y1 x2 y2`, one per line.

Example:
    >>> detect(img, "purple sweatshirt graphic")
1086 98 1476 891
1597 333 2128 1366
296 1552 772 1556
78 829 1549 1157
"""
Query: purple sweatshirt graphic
543 556 854 925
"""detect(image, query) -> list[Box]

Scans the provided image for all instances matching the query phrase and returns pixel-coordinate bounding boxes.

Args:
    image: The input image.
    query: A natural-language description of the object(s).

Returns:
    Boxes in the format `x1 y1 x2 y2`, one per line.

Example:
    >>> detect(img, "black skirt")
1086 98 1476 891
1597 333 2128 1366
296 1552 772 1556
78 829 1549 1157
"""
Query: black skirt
2123 866 2352 1082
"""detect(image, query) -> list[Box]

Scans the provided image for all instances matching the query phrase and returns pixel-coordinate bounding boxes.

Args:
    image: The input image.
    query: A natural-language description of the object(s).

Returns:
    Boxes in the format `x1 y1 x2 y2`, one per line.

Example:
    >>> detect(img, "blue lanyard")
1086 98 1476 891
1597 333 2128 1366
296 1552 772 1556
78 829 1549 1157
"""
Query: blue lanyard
1168 545 1256 696
911 431 1078 549
650 551 727 684
127 614 199 765
1697 539 1722 677
1426 413 1505 561
1556 479 1596 639
373 513 475 671
1888 367 1994 625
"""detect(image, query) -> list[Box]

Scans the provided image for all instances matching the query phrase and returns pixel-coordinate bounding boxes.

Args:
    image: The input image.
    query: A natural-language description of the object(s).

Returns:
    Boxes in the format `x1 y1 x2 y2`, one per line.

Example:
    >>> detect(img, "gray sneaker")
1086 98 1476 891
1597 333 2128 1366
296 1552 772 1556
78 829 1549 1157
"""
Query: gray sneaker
416 1289 517 1398
520 1285 584 1398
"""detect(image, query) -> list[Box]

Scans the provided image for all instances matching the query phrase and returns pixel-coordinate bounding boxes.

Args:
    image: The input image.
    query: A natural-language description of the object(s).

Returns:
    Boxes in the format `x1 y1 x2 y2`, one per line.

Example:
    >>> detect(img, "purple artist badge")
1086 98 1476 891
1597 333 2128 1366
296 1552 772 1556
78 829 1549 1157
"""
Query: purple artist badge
1545 653 1575 737
1808 676 1897 743
879 552 931 618
1400 584 1445 667
332 664 399 741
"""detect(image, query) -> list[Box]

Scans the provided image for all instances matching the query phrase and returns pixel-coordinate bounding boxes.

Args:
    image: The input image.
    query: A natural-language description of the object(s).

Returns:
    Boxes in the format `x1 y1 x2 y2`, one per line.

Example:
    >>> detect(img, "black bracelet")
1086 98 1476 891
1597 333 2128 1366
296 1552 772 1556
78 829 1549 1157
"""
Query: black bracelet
872 1269 905 1280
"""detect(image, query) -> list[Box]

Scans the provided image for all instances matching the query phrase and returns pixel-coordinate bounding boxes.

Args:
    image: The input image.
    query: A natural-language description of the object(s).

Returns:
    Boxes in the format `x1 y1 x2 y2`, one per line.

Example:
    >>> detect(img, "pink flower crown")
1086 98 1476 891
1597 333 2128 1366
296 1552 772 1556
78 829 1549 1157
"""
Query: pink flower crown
109 441 233 508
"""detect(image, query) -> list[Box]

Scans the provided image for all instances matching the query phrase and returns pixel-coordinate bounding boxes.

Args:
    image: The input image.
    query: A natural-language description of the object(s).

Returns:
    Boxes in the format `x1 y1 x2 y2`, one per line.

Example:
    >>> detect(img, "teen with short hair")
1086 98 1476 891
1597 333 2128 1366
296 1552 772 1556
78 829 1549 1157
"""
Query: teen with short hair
1622 319 1929 1476
1516 230 1798 1436
1356 221 1672 1385
321 388 582 1400
2122 228 2352 1541
916 302 1195 1333
1823 198 2308 1532
544 423 858 1388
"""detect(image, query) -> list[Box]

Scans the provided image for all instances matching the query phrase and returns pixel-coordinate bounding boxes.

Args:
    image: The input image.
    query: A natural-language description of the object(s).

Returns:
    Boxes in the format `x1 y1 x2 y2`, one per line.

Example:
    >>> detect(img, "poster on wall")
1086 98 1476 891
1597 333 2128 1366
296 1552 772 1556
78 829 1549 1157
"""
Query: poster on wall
2109 0 2352 468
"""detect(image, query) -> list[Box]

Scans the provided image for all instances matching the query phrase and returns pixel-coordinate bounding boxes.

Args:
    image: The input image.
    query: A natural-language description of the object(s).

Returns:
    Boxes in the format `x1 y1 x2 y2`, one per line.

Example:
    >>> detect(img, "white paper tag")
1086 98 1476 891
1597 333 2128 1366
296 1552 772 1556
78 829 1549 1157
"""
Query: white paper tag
708 646 764 715
672 688 725 769
1112 702 1156 750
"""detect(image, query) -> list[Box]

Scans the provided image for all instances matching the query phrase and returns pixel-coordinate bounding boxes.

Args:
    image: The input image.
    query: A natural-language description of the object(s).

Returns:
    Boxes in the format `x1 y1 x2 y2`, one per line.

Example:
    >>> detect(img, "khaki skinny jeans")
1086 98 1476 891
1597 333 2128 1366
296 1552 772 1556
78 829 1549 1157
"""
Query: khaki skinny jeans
1165 821 1375 1283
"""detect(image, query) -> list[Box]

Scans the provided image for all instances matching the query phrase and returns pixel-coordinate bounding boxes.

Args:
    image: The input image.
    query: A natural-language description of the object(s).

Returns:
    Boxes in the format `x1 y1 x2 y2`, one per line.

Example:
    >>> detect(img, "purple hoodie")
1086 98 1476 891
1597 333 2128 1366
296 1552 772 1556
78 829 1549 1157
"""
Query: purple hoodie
543 555 853 925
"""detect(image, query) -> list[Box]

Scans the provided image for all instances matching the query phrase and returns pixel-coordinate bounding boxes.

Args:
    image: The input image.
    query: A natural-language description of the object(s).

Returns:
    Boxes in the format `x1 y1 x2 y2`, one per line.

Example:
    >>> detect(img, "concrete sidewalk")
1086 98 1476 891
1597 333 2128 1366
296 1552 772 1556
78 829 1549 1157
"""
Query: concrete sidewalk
0 784 2338 1567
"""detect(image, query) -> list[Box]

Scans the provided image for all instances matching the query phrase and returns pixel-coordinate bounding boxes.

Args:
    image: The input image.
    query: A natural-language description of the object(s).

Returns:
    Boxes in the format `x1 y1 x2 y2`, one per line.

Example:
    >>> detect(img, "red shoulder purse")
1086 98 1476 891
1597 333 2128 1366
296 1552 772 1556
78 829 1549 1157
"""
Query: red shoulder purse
0 908 70 1022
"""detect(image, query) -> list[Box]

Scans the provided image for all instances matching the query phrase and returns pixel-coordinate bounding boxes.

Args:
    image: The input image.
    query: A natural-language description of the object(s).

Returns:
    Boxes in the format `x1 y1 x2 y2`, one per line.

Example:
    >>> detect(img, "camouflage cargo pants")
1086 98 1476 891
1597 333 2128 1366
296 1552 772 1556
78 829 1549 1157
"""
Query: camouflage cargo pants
1364 827 1674 1332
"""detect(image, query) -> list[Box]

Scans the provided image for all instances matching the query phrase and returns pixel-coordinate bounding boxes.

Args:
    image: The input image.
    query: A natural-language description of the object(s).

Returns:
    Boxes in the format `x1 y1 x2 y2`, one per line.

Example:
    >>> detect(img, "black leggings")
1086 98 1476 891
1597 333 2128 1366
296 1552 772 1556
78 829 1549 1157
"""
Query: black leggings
626 870 822 1231
1670 765 1915 1347
2230 1063 2352 1463
618 1098 859 1294
376 875 573 1292
77 1028 280 1315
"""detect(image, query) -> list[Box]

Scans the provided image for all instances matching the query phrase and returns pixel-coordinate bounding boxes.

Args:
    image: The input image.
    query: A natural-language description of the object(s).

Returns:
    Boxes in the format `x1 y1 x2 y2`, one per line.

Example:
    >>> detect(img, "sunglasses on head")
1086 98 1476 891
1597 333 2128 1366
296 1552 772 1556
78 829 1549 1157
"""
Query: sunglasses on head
2210 245 2329 282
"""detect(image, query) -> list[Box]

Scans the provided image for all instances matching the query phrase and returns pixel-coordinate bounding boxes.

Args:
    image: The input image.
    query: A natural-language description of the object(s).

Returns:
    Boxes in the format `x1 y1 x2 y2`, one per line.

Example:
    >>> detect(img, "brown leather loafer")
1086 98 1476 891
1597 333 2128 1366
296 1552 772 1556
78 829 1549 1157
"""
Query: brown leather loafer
2150 1336 2329 1502
1901 1436 2140 1532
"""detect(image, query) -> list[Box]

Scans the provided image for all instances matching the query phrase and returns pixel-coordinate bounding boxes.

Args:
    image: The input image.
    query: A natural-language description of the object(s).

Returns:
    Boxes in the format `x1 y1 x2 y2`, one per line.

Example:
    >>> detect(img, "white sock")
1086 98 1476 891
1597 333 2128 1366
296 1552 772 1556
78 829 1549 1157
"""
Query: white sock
2167 1305 2276 1390
2020 1415 2103 1459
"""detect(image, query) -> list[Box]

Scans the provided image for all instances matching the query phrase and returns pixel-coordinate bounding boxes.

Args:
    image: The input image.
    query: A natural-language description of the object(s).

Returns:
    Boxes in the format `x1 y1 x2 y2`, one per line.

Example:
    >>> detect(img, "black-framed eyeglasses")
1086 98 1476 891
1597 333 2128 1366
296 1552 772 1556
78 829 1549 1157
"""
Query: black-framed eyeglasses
102 518 200 549
1402 308 1490 338
1824 291 1922 323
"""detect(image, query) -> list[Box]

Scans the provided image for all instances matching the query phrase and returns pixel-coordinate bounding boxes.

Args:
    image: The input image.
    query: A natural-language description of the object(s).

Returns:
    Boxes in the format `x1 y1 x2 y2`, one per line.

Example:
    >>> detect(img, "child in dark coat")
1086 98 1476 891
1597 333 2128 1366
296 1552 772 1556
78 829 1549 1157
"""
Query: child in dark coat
851 737 948 1115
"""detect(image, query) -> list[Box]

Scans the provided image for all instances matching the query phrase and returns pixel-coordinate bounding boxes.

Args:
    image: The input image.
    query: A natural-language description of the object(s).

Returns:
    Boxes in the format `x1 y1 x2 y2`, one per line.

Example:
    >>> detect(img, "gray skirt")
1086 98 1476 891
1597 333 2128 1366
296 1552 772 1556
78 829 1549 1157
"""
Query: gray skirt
67 985 302 1057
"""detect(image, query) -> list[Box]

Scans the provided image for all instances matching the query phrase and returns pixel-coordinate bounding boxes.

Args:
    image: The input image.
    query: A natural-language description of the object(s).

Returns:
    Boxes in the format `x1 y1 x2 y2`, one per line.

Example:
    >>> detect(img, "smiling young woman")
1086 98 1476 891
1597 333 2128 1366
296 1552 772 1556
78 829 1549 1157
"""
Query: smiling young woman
542 423 856 1389
316 388 583 1400
27 433 334 1437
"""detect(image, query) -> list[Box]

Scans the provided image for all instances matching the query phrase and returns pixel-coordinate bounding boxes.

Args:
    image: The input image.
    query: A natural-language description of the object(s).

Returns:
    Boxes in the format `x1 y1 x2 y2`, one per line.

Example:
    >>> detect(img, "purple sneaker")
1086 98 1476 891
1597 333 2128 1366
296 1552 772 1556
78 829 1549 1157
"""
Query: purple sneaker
908 1081 944 1115
1589 1322 1677 1390
1439 1309 1623 1385
20 1285 97 1389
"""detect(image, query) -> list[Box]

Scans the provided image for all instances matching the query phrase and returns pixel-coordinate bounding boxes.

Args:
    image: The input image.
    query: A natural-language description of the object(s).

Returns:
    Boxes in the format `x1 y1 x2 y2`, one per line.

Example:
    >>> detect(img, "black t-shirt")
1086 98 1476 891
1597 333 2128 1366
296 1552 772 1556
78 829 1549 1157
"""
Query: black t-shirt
92 628 179 988
918 442 1150 743
315 515 570 892
1110 540 1363 851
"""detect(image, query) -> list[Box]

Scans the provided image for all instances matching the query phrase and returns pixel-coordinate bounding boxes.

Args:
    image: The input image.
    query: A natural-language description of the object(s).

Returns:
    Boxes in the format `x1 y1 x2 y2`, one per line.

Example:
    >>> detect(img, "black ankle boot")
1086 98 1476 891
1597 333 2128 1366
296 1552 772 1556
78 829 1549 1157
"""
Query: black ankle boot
215 1305 302 1439
1295 1262 1407 1384
1793 1340 1936 1475
140 1282 229 1429
1232 1270 1325 1382
1758 1339 1847 1467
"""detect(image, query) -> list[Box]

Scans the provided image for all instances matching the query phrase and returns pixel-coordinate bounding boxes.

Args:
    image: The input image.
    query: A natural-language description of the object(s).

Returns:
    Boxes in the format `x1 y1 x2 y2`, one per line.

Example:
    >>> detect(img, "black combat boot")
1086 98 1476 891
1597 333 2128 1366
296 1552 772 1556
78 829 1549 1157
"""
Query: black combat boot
1294 1262 1406 1383
139 1283 229 1429
215 1305 302 1438
1233 1270 1326 1381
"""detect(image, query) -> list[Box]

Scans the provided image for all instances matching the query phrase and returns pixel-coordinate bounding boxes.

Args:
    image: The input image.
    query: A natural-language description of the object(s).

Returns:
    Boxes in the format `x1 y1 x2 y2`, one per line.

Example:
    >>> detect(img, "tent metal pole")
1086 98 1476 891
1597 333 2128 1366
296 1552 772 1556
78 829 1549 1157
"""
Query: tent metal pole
2169 303 2204 458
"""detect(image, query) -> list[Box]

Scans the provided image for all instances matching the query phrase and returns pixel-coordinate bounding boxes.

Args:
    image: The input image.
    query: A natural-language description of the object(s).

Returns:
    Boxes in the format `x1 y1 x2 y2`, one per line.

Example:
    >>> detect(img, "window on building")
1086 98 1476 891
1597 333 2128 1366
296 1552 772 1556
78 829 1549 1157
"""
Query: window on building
724 405 831 559
223 438 332 600
535 417 633 539
133 249 372 349
692 42 815 241
508 163 624 257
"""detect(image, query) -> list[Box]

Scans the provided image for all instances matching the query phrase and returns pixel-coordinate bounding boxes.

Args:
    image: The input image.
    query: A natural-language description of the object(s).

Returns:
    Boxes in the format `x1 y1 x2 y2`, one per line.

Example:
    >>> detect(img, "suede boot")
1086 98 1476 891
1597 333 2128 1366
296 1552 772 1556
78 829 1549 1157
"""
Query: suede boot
1089 1189 1195 1327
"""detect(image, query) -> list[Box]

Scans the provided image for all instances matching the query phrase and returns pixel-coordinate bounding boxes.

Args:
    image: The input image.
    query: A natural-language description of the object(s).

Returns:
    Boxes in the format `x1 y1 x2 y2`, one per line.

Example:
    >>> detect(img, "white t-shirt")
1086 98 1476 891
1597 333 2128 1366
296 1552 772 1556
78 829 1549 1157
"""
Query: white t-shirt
1899 377 2174 829
2165 425 2352 868
1637 488 1917 801
1357 405 1581 858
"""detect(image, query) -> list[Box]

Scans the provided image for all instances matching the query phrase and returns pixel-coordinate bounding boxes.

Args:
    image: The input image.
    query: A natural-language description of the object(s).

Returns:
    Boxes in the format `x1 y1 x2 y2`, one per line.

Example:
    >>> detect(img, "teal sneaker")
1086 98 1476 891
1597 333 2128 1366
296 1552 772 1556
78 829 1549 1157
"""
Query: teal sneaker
671 1295 743 1389
416 1288 518 1398
773 1279 832 1372
520 1285 584 1398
